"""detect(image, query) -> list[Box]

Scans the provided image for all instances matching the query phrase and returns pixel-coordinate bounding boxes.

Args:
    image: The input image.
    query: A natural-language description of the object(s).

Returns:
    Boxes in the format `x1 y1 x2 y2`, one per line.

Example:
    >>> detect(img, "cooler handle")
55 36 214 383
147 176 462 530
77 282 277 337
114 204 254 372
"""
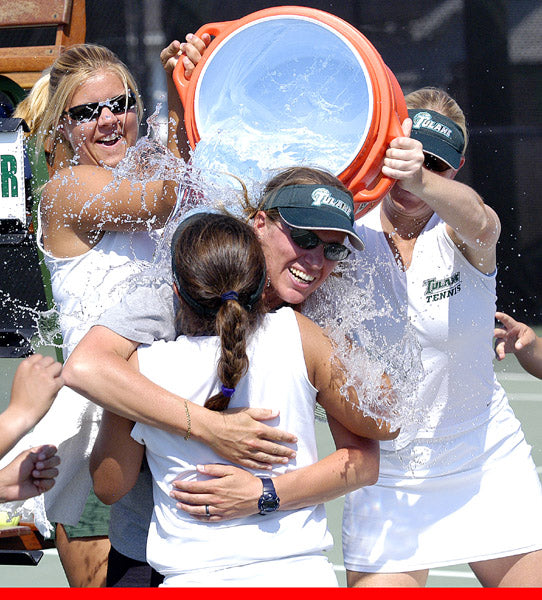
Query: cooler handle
173 21 235 107
352 112 405 206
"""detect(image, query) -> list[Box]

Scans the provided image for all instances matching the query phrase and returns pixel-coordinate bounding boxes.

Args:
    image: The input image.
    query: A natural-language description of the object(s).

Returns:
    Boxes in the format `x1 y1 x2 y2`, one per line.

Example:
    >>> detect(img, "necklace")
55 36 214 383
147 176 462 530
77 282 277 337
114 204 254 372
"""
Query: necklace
385 231 416 271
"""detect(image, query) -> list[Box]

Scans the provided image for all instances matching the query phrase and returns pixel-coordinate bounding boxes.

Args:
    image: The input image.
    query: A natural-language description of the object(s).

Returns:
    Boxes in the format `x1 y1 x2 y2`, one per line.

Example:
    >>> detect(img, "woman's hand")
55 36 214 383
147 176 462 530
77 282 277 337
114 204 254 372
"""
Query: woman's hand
494 311 542 379
160 33 212 79
9 354 63 424
0 445 60 502
170 464 262 522
381 118 424 187
0 355 63 457
201 407 297 470
494 311 537 360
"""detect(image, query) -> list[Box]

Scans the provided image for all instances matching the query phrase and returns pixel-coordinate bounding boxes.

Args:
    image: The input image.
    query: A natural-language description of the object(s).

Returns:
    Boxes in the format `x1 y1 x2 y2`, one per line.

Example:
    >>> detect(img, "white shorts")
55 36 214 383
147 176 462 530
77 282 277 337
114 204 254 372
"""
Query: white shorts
343 400 542 573
161 553 338 587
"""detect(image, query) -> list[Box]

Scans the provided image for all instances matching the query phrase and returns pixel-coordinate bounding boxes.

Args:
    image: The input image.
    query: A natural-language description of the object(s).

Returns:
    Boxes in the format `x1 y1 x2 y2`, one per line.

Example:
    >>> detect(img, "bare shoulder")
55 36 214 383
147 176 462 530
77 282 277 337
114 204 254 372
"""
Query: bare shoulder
295 312 334 381
294 311 330 347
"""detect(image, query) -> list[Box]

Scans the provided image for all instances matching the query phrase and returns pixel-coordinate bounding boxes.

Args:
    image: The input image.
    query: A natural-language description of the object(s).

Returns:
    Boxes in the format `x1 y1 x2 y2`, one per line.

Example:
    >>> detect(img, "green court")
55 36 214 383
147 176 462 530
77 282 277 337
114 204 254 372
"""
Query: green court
1 338 541 587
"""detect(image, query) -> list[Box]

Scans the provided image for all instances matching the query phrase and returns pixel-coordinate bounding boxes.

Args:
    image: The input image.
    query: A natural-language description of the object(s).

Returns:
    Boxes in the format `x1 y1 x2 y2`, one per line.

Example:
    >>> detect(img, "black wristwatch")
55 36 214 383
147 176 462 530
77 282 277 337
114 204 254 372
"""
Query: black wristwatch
257 477 280 515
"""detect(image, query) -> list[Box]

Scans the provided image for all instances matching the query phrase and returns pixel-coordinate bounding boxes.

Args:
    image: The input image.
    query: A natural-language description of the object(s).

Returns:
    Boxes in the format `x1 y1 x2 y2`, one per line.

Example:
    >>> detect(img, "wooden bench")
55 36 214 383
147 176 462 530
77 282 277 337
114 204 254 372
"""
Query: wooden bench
0 0 86 89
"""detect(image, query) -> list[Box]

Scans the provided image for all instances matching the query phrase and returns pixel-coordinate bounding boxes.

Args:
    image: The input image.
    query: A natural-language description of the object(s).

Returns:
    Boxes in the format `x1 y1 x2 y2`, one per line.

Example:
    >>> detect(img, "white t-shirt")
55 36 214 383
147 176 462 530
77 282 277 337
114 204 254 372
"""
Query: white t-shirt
132 307 333 578
353 208 504 444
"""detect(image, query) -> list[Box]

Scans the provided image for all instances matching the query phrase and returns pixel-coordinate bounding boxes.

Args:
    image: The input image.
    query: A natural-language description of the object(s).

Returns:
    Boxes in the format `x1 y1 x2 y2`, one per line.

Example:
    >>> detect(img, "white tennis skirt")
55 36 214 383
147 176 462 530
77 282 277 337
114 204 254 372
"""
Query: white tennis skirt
343 400 542 573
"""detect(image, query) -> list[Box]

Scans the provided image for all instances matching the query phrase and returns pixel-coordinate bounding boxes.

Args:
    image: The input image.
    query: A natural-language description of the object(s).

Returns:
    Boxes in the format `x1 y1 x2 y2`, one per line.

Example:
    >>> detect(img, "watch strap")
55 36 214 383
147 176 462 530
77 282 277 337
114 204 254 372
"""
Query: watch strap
258 476 280 514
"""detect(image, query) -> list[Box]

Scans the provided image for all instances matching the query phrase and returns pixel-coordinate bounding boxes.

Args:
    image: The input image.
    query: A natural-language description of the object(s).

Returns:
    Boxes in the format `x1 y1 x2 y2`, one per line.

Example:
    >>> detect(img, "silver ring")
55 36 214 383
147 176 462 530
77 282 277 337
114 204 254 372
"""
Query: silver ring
205 504 211 517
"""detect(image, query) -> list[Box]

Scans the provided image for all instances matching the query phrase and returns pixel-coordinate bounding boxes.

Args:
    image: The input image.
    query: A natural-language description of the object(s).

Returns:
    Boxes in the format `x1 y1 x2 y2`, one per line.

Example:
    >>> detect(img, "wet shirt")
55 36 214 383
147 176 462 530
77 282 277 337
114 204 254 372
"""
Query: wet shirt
353 208 505 441
132 308 332 577
37 224 159 358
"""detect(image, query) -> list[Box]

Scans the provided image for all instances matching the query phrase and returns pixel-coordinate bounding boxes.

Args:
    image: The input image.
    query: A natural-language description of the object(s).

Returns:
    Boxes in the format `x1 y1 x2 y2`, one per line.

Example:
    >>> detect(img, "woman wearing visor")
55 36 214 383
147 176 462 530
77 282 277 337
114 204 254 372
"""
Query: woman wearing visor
343 87 542 587
65 164 399 586
90 211 397 587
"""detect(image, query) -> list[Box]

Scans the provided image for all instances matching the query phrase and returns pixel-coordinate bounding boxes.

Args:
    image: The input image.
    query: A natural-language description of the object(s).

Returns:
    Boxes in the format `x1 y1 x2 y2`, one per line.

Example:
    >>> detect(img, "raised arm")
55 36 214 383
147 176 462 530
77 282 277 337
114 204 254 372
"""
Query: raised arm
40 165 179 237
161 34 211 160
63 325 298 470
494 311 542 379
384 118 500 274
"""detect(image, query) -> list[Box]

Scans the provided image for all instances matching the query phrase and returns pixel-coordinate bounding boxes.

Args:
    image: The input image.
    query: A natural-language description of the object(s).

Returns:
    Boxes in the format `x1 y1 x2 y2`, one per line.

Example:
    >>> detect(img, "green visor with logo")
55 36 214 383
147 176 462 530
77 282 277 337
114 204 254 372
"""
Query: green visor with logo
263 184 364 250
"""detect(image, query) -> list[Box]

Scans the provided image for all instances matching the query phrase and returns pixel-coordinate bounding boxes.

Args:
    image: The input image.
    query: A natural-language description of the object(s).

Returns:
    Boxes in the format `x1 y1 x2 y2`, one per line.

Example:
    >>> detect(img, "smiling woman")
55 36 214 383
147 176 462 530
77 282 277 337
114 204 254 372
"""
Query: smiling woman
245 167 364 308
60 84 138 168
7 42 186 587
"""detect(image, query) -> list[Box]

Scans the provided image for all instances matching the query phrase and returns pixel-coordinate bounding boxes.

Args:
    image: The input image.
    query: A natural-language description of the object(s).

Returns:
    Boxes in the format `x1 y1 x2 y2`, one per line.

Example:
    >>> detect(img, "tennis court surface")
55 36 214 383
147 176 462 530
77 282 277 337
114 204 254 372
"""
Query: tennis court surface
1 342 541 587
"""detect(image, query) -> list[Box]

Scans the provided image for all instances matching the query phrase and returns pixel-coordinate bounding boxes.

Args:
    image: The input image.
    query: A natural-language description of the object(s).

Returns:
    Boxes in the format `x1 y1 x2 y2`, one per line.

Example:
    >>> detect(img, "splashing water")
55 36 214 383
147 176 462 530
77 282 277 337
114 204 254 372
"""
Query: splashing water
303 258 425 432
119 120 426 431
179 124 426 431
2 101 426 433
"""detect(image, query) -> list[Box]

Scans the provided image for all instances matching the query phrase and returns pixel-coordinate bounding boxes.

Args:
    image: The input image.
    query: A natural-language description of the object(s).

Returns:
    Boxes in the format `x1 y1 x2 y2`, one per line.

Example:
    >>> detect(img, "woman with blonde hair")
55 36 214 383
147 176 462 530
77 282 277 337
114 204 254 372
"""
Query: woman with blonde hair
13 70 51 139
342 87 542 587
6 41 186 586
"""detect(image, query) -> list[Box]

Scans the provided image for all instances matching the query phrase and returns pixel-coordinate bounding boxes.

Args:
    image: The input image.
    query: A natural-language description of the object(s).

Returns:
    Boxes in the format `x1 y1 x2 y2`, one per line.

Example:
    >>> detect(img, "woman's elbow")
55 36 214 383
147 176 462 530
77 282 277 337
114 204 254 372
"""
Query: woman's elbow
93 483 120 506
62 353 93 392
89 453 133 505
374 420 400 441
472 208 501 249
91 467 131 505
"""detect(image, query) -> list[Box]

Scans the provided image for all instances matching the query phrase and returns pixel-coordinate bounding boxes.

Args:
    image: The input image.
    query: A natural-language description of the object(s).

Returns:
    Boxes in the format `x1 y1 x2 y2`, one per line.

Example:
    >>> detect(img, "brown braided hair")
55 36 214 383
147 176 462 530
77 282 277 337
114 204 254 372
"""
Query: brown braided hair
172 213 267 411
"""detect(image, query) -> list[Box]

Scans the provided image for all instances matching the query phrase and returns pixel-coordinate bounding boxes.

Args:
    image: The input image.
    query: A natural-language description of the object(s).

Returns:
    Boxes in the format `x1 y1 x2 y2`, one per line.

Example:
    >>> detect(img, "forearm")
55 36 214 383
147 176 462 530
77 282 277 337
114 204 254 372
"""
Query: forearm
0 470 13 502
516 339 542 379
0 412 34 457
274 420 381 511
171 415 378 520
64 347 217 441
275 440 379 511
90 411 144 504
166 77 190 160
405 172 499 249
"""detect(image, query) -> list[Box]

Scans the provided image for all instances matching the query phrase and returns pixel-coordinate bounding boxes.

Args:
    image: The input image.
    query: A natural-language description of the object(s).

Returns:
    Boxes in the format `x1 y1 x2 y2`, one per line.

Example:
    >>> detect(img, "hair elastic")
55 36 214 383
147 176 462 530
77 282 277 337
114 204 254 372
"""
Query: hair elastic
220 385 235 398
171 214 267 315
221 291 239 302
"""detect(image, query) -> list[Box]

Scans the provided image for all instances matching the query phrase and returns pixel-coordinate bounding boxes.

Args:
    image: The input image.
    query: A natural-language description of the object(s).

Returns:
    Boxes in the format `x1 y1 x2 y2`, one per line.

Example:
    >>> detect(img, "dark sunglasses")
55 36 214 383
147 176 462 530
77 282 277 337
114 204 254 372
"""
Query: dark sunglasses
282 222 351 261
64 91 137 123
423 153 451 173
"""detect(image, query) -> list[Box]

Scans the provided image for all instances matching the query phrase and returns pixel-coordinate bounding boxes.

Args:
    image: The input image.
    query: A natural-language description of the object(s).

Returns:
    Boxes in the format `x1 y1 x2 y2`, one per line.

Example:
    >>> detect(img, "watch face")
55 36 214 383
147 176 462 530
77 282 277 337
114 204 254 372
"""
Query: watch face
258 492 280 513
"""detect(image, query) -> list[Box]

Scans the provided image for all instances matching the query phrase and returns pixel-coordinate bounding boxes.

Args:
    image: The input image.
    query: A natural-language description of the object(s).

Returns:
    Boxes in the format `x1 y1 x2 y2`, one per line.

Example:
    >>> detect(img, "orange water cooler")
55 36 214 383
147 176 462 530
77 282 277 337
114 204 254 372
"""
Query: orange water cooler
174 6 407 217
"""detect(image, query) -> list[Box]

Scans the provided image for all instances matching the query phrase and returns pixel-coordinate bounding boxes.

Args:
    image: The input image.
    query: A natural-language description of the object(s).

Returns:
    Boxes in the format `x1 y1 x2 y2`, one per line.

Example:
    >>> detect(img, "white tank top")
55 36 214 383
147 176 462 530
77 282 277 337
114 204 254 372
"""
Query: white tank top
37 214 159 357
354 208 506 441
132 307 333 576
